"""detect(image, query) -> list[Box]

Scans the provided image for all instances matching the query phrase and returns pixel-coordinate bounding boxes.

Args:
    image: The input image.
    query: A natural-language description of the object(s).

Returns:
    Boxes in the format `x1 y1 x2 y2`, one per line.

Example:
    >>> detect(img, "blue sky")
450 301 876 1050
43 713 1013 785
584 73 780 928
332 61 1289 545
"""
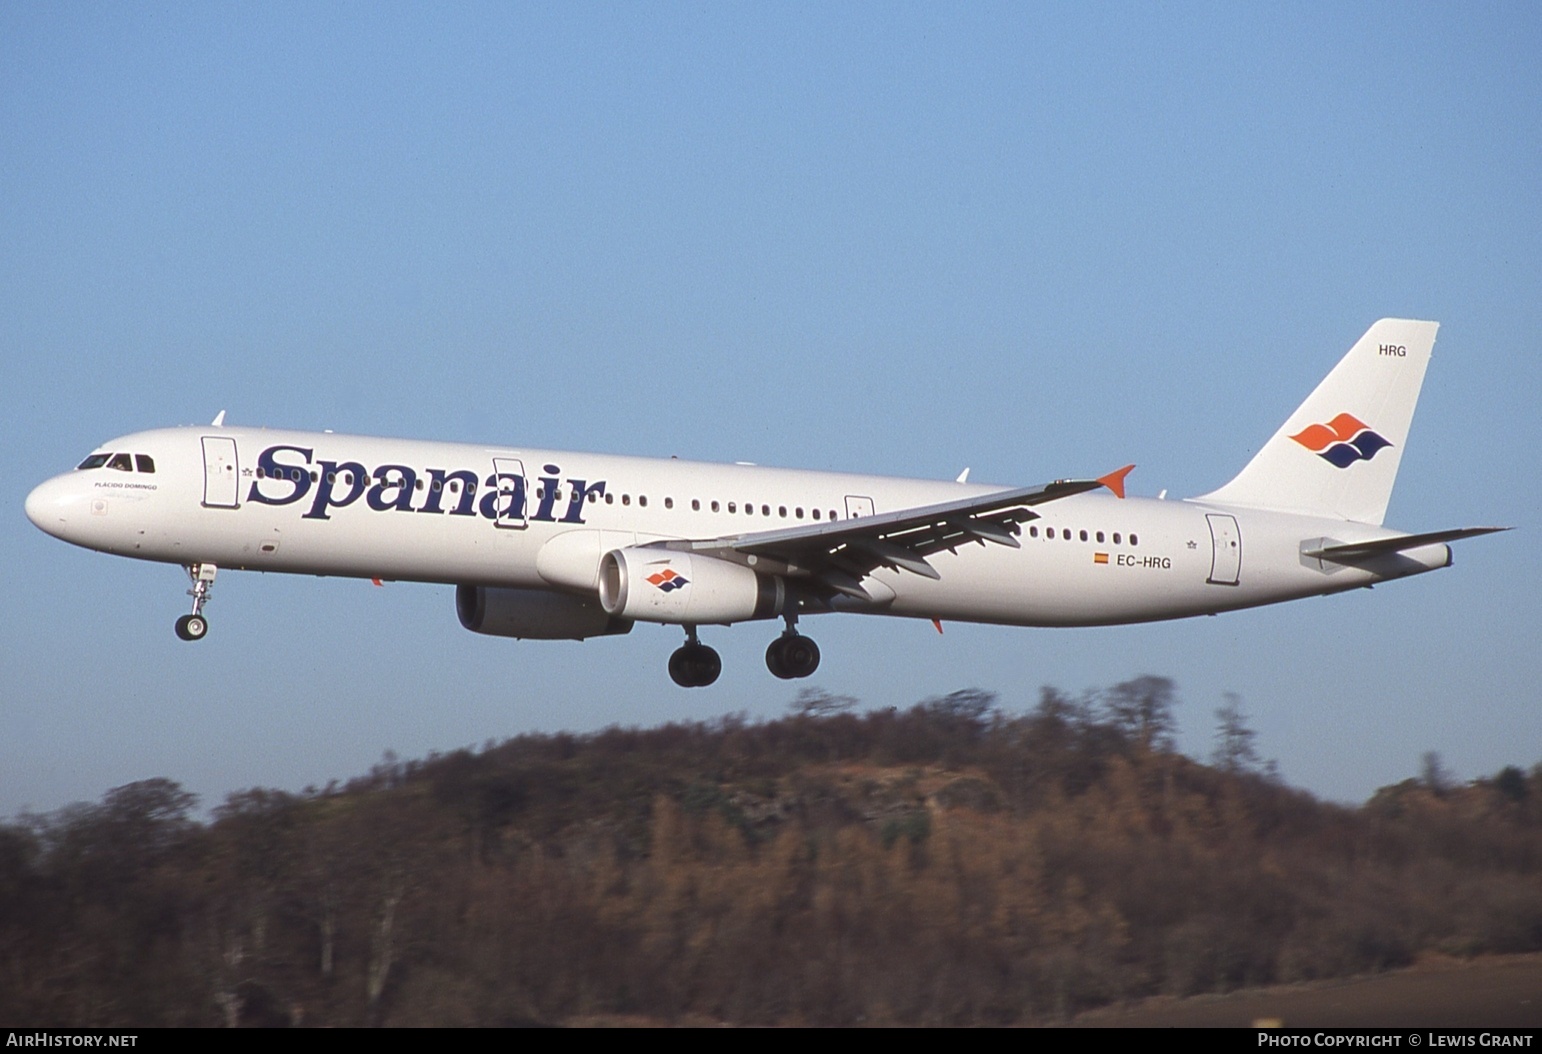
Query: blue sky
3 3 1538 816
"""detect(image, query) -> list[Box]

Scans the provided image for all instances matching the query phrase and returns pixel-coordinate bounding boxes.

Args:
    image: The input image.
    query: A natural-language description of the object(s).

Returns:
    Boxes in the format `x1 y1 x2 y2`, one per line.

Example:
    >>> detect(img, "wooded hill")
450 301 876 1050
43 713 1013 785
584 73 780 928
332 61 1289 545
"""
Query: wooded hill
4 678 1539 1026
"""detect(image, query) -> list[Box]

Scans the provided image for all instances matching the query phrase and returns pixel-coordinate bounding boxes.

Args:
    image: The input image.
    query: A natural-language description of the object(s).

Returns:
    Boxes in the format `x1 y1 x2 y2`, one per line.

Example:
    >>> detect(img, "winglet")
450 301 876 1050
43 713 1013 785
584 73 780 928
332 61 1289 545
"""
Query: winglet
211 410 227 427
1098 464 1135 499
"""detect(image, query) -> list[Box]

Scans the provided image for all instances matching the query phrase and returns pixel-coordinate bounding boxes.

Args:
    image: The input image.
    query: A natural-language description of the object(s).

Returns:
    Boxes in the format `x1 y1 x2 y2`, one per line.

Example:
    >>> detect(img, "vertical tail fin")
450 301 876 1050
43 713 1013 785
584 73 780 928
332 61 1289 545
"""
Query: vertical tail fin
1195 318 1438 526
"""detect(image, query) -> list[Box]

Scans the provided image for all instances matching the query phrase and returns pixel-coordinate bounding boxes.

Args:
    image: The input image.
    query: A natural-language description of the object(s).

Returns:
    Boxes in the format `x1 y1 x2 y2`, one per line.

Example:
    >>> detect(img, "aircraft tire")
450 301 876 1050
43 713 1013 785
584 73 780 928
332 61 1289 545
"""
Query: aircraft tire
175 614 208 641
669 643 721 688
778 634 820 679
766 637 792 679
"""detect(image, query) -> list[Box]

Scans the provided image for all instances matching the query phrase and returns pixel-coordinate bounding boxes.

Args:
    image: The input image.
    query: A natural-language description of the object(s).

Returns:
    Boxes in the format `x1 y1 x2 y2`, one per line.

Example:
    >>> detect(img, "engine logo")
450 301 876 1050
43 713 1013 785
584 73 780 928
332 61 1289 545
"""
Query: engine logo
646 568 689 592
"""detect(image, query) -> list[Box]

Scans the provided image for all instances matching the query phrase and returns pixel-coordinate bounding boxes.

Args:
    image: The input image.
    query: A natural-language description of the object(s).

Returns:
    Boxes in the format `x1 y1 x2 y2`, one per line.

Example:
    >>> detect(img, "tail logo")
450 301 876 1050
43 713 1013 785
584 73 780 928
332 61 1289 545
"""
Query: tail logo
646 568 689 593
1290 413 1392 469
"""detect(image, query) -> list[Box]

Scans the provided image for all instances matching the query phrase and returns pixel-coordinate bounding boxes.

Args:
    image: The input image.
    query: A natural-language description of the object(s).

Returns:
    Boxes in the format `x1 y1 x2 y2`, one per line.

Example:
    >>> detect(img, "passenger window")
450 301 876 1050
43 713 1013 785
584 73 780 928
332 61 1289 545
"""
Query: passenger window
639 495 648 507
1047 528 1055 539
108 453 133 472
1080 530 1088 542
622 494 631 506
1112 532 1121 544
795 507 804 519
712 501 720 512
812 508 821 520
135 455 155 473
761 504 770 516
1029 525 1038 537
691 499 700 511
1096 531 1105 543
76 454 111 470
605 493 614 504
728 502 736 513
1130 534 1138 546
664 497 674 509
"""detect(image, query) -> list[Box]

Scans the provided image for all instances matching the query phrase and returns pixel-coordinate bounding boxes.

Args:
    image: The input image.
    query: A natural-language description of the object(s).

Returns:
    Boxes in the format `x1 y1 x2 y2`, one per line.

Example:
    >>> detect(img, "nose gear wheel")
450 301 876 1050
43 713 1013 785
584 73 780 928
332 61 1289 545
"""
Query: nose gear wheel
176 563 217 641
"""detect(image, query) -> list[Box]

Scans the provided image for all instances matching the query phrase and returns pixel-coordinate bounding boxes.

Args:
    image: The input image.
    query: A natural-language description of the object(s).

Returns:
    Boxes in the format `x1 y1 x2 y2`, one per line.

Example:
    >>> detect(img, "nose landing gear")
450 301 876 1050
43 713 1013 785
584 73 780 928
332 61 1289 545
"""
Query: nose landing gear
668 626 722 687
175 563 216 641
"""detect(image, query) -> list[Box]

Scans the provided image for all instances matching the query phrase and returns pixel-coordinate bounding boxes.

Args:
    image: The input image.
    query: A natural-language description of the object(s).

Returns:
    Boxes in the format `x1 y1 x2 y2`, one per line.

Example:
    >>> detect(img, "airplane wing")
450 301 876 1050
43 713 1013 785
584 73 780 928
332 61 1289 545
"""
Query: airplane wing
646 477 1107 600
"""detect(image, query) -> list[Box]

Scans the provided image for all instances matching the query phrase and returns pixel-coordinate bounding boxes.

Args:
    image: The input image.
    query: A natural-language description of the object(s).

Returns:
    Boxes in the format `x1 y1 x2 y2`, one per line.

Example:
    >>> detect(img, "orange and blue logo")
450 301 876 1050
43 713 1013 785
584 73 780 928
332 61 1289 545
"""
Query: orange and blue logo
1290 413 1391 469
646 568 689 593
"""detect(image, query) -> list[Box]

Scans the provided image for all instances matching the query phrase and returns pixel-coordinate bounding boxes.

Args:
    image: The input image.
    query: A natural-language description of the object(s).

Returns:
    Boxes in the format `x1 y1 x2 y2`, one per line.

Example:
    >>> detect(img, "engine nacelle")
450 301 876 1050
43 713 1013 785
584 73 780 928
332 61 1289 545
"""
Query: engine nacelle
598 548 783 625
456 585 633 640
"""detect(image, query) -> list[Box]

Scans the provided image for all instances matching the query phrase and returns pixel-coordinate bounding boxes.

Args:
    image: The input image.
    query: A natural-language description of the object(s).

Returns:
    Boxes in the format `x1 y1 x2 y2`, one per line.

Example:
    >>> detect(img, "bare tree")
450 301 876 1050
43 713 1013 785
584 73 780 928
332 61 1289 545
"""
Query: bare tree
1104 676 1178 751
1421 751 1452 796
1212 693 1261 773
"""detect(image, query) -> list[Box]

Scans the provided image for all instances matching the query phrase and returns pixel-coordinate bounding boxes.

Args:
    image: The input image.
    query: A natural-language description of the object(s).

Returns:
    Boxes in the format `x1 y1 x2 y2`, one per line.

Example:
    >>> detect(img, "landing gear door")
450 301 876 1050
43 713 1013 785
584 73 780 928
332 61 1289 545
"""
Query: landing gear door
201 436 240 509
1206 513 1241 586
491 457 528 529
844 495 875 520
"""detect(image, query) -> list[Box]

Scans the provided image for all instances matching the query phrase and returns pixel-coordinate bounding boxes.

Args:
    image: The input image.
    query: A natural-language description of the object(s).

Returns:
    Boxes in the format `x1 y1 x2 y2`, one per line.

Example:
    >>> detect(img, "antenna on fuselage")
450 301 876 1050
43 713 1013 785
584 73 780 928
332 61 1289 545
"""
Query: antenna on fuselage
210 410 227 427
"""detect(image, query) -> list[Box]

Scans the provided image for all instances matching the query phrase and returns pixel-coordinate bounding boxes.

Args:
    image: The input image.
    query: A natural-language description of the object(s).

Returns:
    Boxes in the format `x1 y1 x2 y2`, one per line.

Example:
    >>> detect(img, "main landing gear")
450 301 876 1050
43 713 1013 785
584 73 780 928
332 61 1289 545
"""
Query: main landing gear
761 604 814 678
669 626 722 688
667 614 822 688
174 563 216 641
765 615 820 680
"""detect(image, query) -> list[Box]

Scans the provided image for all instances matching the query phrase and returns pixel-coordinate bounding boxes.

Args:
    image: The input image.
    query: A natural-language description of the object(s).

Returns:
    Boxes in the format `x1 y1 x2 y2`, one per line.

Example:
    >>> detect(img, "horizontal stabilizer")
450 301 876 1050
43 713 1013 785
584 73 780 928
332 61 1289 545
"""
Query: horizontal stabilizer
1303 526 1509 560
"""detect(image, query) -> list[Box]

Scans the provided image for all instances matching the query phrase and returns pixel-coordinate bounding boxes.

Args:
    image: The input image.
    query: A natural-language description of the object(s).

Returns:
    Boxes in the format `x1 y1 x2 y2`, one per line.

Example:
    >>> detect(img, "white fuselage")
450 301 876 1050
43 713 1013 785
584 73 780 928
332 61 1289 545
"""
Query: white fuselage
25 424 1452 630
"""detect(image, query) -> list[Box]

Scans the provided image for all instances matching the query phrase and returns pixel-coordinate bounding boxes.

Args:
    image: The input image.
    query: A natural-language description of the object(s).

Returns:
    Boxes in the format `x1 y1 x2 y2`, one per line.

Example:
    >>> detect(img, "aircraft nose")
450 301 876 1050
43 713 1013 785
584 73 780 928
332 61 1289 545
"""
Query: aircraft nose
25 475 78 538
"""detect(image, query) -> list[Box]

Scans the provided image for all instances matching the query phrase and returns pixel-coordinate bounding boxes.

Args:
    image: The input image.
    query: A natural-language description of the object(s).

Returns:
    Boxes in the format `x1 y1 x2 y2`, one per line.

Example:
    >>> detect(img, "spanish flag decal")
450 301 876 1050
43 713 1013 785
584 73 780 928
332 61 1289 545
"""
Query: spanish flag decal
1094 552 1109 565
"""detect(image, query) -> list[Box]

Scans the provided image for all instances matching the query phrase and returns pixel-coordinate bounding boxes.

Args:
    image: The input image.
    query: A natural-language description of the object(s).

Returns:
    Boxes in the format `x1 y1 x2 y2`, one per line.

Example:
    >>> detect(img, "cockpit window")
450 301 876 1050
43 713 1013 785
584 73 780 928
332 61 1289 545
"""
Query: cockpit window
107 453 133 472
135 454 156 473
77 454 111 470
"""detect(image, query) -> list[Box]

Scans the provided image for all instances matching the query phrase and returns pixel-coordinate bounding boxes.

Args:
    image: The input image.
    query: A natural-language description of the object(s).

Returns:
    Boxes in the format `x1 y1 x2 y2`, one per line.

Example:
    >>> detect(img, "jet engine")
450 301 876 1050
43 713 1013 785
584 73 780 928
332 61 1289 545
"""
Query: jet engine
598 548 783 625
456 585 633 640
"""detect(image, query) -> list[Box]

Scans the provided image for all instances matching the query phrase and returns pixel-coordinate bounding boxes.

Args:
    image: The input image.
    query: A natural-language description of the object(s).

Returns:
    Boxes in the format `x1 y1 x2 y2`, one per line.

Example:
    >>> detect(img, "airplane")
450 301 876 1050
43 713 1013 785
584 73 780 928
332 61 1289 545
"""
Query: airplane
25 319 1505 688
